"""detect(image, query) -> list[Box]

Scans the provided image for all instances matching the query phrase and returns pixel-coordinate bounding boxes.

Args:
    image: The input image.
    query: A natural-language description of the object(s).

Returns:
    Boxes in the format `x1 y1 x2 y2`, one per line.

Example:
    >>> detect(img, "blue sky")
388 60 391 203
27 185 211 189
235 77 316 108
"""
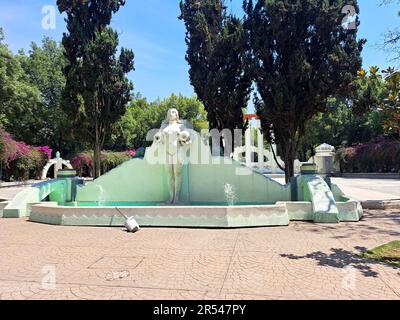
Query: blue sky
0 0 399 104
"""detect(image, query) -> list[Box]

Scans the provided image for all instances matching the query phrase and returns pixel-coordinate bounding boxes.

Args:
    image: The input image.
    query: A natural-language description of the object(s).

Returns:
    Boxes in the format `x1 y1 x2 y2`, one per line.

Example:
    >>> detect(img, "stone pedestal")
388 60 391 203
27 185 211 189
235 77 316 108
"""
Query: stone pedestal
314 144 335 175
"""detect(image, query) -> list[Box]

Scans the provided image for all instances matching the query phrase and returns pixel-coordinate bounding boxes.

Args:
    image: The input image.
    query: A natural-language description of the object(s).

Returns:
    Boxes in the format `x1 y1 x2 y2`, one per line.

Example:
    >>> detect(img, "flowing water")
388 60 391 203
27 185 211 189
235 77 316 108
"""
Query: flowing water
97 185 106 206
224 183 237 206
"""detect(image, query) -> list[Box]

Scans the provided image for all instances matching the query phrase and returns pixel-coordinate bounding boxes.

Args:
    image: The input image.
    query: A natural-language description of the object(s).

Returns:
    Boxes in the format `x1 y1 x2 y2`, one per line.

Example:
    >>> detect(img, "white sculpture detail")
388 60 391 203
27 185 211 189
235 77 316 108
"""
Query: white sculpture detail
41 151 73 180
154 109 192 204
232 119 336 174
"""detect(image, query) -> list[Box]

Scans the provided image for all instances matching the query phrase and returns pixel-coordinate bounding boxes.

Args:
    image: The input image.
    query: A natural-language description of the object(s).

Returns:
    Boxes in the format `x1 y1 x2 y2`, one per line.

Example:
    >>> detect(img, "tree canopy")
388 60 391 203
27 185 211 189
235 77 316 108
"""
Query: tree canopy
58 0 135 178
244 0 365 182
110 93 208 150
0 30 41 144
179 0 252 134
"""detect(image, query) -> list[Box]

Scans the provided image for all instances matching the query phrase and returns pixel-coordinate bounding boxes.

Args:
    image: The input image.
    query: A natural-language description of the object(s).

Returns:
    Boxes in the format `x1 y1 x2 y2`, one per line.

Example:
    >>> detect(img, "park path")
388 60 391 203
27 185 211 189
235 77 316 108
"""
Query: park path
0 210 399 300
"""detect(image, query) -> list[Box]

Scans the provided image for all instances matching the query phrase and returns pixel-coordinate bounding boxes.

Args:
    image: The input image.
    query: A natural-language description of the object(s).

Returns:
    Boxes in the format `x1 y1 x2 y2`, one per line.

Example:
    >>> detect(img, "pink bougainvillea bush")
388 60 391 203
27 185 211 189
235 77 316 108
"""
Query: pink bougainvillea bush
0 128 53 181
72 149 137 177
336 138 400 173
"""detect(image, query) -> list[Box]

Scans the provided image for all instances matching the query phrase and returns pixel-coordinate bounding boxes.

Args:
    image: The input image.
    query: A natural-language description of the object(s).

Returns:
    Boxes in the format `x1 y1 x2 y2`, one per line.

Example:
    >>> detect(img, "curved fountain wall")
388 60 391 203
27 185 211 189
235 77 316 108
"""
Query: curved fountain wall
74 157 291 204
2 121 363 227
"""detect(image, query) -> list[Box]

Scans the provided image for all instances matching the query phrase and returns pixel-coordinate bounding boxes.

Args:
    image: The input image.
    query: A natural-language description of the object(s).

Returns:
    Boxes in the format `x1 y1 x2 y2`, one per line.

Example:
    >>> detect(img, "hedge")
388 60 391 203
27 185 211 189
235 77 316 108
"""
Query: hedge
0 128 52 181
336 138 400 173
71 150 137 177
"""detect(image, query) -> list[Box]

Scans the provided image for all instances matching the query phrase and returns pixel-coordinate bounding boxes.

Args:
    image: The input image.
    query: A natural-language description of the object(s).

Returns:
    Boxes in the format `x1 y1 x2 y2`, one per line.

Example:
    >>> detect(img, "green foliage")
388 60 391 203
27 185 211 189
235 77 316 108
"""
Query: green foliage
58 0 134 178
19 38 72 152
179 0 252 132
71 150 133 177
0 128 49 181
0 31 73 155
244 0 365 181
13 148 46 181
351 66 400 139
381 67 400 138
360 241 400 266
109 93 208 150
0 32 41 136
351 67 386 115
297 97 387 161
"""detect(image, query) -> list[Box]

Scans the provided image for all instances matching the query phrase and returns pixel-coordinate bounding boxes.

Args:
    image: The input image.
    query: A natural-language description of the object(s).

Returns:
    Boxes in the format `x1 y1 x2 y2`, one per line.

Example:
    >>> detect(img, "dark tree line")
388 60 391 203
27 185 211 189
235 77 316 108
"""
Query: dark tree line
179 0 253 135
181 0 364 182
57 0 135 178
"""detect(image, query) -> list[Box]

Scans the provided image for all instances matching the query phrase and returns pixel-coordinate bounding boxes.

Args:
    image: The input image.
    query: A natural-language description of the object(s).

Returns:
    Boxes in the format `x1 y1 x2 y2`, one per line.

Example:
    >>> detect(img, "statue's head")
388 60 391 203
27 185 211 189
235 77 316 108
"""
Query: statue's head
167 108 181 124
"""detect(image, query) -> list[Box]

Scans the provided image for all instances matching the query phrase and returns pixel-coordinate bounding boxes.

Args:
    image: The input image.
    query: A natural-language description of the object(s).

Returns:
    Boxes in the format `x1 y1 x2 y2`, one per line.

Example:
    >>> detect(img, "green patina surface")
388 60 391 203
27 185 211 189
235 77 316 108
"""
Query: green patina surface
64 201 276 207
297 175 340 223
74 157 292 204
4 156 363 225
3 179 71 218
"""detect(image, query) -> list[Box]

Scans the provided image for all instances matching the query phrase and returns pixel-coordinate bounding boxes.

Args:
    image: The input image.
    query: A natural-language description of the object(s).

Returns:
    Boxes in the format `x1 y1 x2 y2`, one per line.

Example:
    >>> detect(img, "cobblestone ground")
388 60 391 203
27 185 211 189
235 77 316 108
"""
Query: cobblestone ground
0 210 399 300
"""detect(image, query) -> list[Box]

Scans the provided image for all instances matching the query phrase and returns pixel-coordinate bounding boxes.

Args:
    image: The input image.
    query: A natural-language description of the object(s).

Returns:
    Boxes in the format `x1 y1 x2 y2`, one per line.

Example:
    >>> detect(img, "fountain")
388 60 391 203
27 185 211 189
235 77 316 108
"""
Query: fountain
224 183 237 207
2 109 363 227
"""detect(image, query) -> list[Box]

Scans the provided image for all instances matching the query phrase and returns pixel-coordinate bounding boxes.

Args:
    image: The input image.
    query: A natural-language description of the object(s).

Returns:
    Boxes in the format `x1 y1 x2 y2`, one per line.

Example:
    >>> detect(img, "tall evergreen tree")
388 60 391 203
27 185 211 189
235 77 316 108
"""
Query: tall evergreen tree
244 0 365 182
57 0 134 178
179 0 252 141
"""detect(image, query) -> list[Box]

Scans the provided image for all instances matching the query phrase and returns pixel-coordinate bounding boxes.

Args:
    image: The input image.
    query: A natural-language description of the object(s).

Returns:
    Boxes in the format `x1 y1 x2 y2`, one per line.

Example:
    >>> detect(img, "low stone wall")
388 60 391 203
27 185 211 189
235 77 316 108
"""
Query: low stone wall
29 199 363 228
333 173 400 180
362 200 400 210
0 200 9 218
30 203 290 228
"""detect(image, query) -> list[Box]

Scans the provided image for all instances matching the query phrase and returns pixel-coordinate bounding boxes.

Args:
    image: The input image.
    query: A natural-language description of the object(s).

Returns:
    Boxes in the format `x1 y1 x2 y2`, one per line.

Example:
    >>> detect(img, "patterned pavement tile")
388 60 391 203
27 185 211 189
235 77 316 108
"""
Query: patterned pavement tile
0 210 399 300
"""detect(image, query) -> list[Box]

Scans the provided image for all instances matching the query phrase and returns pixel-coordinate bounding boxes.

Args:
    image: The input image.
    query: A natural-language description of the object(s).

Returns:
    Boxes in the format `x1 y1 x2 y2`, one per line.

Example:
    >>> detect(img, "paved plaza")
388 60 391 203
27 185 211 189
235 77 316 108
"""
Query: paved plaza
330 178 400 201
271 177 400 201
0 209 399 300
1 179 399 300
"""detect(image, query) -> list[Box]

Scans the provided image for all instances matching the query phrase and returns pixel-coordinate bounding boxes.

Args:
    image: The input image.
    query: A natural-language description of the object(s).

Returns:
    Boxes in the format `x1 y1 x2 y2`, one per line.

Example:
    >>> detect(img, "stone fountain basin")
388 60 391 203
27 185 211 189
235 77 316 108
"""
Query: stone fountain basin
0 199 9 218
29 200 362 228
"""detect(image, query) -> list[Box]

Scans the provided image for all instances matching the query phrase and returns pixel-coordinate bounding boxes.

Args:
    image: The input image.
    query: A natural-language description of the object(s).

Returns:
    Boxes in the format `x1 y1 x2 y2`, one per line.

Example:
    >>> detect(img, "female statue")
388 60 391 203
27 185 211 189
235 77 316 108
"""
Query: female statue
154 109 192 204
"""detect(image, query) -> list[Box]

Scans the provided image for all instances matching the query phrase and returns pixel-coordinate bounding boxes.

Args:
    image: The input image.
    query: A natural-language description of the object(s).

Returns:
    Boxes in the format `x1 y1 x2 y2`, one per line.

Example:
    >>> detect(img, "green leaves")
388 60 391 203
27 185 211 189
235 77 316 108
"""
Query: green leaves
380 68 400 138
244 0 364 180
58 0 134 177
110 94 208 151
180 0 252 132
0 36 41 143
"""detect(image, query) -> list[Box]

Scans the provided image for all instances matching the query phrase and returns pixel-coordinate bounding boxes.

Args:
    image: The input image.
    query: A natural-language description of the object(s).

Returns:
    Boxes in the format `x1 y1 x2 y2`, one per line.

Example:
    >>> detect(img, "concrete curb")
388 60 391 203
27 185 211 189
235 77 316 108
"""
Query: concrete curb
0 200 9 218
362 200 400 210
0 180 47 189
334 173 400 180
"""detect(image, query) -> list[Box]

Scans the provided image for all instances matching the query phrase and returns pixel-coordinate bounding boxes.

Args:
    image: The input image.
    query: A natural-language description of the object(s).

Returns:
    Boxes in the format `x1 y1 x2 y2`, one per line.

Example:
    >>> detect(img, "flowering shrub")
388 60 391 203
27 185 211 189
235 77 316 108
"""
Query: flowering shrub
71 152 93 177
125 149 137 157
336 138 400 173
35 146 53 160
0 128 52 181
72 149 137 177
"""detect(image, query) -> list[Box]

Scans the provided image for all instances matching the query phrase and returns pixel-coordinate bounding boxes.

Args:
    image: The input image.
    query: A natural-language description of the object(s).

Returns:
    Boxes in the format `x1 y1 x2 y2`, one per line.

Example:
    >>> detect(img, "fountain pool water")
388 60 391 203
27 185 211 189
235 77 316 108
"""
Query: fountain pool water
63 201 273 207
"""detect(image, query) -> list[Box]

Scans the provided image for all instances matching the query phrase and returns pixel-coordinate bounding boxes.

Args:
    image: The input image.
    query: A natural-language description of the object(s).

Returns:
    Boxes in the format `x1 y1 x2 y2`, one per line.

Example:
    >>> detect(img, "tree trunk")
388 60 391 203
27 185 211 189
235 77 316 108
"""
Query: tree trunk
285 152 295 184
93 122 102 179
283 139 296 184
